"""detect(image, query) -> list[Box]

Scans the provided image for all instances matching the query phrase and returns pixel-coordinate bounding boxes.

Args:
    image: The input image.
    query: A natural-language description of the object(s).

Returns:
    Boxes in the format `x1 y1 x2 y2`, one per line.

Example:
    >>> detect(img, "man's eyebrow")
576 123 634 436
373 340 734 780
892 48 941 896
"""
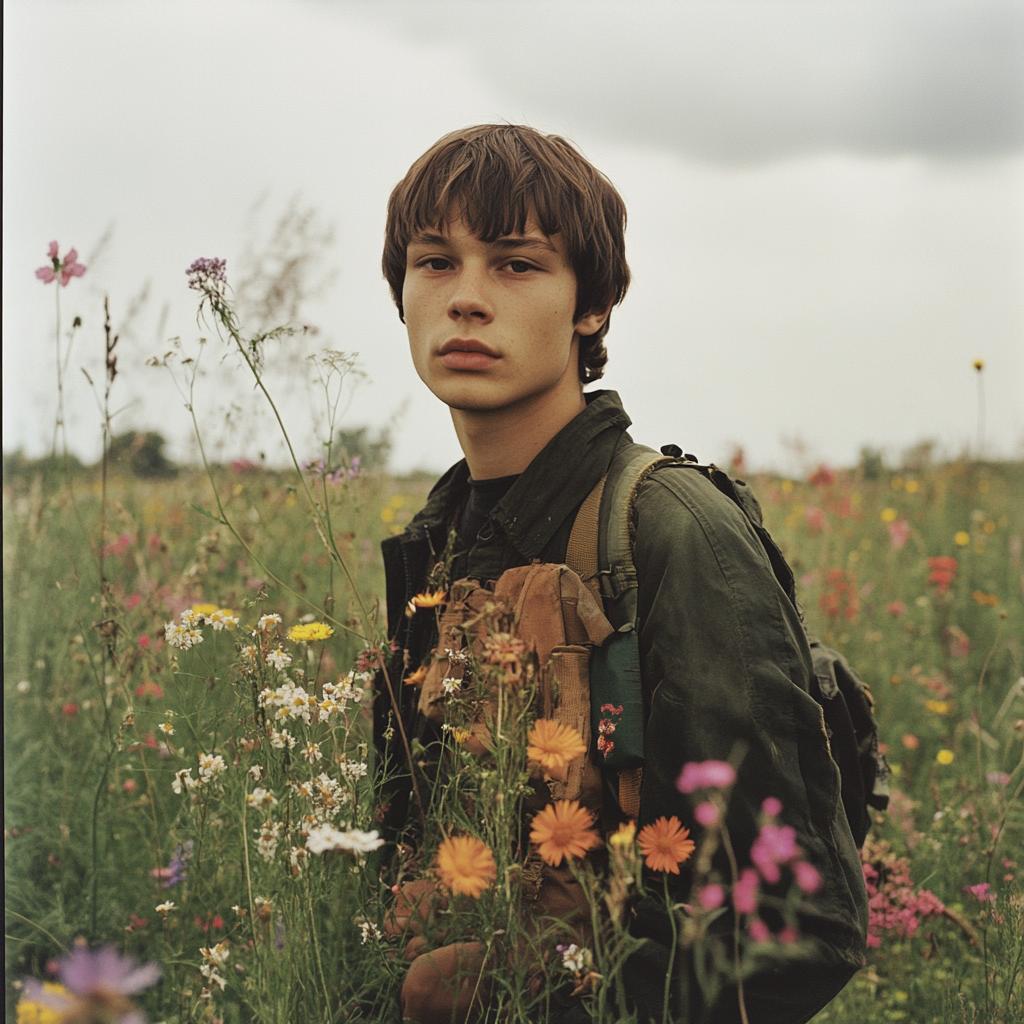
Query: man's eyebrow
408 231 450 247
490 236 557 254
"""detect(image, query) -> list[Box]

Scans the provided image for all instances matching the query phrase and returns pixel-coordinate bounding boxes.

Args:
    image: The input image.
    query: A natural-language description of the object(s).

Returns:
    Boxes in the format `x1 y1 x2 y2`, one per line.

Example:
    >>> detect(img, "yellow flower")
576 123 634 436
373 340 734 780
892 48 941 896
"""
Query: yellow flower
954 531 971 547
905 480 920 494
405 590 447 617
609 821 636 850
527 719 587 770
191 603 217 616
925 700 951 715
404 665 428 687
780 479 793 493
530 800 602 866
880 508 898 523
436 835 496 898
287 622 334 642
972 591 999 607
936 749 955 765
449 726 471 745
17 983 70 1024
637 816 696 874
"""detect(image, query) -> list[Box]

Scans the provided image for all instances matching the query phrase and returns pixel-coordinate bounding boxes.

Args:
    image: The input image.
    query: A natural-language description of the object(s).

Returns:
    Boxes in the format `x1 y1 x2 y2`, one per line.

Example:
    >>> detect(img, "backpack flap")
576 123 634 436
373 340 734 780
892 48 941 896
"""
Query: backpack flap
589 627 646 771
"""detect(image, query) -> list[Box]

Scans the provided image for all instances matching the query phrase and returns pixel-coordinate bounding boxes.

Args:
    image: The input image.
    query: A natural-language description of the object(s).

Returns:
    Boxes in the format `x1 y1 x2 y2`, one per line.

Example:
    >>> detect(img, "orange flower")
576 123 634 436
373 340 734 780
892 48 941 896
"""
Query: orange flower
527 719 587 770
406 590 447 617
404 665 428 687
436 835 496 898
529 800 601 866
637 816 696 874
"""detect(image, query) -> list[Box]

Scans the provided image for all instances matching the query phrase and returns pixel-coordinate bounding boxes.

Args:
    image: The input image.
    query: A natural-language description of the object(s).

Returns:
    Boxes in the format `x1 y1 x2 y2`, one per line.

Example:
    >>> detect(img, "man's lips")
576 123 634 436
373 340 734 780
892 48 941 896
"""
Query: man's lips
438 338 500 371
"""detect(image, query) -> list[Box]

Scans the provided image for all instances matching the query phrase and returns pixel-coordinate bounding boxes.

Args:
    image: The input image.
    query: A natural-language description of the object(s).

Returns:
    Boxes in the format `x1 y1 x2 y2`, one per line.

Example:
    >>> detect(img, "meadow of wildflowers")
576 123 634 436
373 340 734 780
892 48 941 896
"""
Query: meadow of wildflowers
4 250 1023 1023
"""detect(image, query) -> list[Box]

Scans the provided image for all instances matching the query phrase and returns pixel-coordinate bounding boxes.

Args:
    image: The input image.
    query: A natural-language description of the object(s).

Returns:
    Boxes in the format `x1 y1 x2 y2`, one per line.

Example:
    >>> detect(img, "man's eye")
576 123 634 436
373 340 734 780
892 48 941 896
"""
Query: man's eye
507 260 533 274
424 257 451 271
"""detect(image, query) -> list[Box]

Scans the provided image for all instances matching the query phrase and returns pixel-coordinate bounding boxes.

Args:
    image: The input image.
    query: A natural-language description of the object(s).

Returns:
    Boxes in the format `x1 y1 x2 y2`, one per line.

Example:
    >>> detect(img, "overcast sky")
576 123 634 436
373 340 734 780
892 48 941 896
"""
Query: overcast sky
4 0 1022 475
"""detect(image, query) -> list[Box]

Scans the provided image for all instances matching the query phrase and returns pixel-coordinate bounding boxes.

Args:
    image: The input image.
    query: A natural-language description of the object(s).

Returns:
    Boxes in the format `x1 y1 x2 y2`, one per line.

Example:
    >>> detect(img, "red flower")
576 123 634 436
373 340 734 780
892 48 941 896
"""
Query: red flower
809 465 836 486
926 556 957 594
62 703 79 717
135 681 163 700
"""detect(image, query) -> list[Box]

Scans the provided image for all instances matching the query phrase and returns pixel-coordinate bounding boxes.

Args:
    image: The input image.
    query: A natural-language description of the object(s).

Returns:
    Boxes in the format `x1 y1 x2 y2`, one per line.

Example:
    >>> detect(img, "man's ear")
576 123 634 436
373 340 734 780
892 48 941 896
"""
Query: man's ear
574 302 613 338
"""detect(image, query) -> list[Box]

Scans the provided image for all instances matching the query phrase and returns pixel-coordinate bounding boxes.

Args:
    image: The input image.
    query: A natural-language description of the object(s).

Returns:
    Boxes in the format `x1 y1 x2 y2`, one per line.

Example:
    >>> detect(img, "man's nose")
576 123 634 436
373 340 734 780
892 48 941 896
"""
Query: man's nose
447 268 493 324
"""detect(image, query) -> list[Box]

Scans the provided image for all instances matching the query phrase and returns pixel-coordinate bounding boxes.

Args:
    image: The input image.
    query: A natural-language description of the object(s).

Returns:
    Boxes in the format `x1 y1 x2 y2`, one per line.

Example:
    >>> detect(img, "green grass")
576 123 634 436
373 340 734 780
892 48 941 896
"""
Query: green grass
4 456 1023 1023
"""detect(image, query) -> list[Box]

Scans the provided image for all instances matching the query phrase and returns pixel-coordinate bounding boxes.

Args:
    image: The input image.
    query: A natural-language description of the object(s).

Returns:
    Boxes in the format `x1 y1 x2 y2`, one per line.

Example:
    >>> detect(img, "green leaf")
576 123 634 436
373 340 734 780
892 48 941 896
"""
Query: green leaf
190 503 227 525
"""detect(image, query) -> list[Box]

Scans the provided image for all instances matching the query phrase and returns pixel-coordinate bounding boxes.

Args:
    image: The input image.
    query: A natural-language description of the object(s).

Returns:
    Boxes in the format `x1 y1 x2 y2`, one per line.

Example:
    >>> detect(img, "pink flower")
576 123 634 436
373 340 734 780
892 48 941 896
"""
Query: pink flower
761 797 782 818
62 703 78 717
748 919 771 942
733 867 760 914
694 801 720 827
122 779 137 793
124 593 141 611
886 600 906 618
887 519 911 550
35 241 87 287
699 884 725 909
987 772 1011 786
677 760 736 794
965 882 996 904
778 926 799 944
750 823 800 884
805 507 825 531
793 860 822 894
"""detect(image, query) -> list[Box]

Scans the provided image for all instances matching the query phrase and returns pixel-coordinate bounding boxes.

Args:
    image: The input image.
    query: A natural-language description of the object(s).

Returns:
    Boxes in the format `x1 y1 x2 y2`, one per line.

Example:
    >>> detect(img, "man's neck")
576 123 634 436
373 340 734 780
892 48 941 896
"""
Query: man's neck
451 386 586 480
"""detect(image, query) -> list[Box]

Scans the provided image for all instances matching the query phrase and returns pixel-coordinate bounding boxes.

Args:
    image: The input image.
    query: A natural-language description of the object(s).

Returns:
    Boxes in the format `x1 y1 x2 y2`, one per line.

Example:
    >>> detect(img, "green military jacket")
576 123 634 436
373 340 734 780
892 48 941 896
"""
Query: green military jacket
377 390 868 1023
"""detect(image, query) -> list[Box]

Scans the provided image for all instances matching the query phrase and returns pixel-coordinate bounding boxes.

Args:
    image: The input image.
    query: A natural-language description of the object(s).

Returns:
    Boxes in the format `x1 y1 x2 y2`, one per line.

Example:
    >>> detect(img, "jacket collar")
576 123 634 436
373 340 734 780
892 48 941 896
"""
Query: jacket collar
403 389 632 560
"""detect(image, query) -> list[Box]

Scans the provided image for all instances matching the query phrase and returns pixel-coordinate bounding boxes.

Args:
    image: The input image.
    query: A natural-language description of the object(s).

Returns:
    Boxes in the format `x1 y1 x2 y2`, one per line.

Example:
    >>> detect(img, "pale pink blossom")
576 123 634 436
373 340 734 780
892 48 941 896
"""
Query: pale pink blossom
793 860 822 894
35 241 86 287
677 760 736 794
761 796 782 818
887 519 911 549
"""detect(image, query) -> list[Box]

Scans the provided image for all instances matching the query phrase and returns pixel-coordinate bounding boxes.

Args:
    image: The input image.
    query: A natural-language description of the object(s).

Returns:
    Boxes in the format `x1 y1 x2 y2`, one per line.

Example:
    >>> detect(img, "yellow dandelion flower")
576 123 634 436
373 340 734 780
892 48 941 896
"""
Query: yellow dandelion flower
287 622 334 642
405 590 447 617
527 719 587 770
17 983 71 1024
191 603 217 616
880 508 898 523
637 816 696 874
449 726 472 745
609 821 636 850
936 749 955 765
529 800 601 867
436 835 496 898
925 700 951 715
954 531 971 547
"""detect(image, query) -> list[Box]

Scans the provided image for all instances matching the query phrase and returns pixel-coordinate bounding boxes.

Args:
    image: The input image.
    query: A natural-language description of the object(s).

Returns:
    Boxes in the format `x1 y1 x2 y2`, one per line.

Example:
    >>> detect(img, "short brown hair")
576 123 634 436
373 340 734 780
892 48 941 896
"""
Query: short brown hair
383 125 630 383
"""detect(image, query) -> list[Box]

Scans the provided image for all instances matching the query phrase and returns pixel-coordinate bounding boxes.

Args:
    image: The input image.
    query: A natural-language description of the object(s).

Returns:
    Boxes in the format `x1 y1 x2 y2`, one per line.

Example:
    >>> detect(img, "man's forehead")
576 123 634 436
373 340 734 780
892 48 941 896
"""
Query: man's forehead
408 221 560 253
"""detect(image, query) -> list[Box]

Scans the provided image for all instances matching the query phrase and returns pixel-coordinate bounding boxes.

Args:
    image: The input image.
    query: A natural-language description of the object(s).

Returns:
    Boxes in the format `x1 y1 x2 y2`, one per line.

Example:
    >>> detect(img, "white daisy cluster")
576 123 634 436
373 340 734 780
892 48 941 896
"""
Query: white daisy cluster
206 608 239 630
358 920 383 943
246 787 277 809
199 940 230 991
321 673 369 714
270 729 297 750
266 647 292 671
259 681 319 723
257 821 284 862
305 824 384 855
164 609 204 650
254 613 282 635
337 757 369 783
292 772 349 826
198 753 227 783
172 769 198 794
303 742 323 764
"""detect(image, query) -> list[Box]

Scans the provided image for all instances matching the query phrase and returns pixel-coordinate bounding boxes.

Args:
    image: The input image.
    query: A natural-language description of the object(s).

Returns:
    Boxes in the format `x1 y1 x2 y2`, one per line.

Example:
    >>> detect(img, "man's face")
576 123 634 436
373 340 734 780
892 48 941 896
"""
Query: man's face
402 217 603 414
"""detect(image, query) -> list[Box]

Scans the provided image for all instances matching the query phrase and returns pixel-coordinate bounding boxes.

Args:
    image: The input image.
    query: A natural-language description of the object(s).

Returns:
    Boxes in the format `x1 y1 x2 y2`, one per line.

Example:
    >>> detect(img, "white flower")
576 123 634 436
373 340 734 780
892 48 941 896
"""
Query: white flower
248 765 264 781
441 677 460 696
337 759 368 782
165 620 204 650
172 769 197 794
209 609 239 631
200 940 231 967
270 729 296 750
257 821 283 862
559 943 593 974
198 753 227 782
200 965 227 990
256 613 282 634
158 722 174 736
305 824 384 855
232 904 246 915
290 845 308 872
16 680 31 694
266 647 292 671
303 743 323 764
156 901 176 914
359 921 383 944
180 608 203 629
246 787 277 809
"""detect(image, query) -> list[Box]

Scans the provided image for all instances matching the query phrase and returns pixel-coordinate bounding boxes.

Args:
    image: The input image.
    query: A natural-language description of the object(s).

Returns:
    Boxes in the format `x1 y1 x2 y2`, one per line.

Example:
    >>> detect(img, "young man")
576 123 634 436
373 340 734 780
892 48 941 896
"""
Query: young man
375 124 867 1023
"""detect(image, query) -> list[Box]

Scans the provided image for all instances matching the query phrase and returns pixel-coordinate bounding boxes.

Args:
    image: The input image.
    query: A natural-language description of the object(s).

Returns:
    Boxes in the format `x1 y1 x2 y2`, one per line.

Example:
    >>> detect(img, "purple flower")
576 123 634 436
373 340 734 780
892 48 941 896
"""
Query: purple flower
24 944 160 1024
150 841 193 888
186 257 227 291
676 760 736 794
36 241 86 287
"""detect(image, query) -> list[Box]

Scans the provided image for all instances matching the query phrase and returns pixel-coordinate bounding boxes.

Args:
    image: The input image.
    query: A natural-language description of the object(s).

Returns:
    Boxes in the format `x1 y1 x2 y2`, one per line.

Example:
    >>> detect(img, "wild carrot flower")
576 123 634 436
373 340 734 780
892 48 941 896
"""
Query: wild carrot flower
436 835 497 898
287 622 334 642
22 944 160 1024
676 760 736 793
35 241 86 287
637 816 696 874
530 800 602 866
527 719 587 770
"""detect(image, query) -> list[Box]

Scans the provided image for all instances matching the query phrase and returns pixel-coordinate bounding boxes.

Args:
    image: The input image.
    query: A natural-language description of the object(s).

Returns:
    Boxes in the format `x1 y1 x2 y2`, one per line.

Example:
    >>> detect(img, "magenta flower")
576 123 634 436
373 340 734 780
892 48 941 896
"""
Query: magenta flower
748 919 771 943
36 241 87 287
186 257 227 292
750 822 800 884
698 883 725 909
693 801 720 827
677 760 736 794
792 859 822 894
23 944 160 1023
761 796 782 818
965 882 996 904
778 926 799 945
887 519 911 550
733 867 760 914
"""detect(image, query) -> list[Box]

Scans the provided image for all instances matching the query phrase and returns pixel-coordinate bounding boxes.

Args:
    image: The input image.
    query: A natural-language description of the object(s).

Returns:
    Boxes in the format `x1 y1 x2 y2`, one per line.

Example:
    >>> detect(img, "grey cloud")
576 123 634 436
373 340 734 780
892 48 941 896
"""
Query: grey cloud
350 0 1024 162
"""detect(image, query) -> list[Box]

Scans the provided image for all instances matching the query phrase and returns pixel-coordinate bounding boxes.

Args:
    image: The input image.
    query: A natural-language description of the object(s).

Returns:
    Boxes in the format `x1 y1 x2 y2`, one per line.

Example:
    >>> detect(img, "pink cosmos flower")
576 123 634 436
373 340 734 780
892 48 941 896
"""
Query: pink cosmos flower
887 519 911 550
733 867 760 914
793 860 822 894
677 760 736 793
965 882 996 904
750 823 800 884
694 801 720 827
23 944 160 1024
35 241 87 287
698 884 725 909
